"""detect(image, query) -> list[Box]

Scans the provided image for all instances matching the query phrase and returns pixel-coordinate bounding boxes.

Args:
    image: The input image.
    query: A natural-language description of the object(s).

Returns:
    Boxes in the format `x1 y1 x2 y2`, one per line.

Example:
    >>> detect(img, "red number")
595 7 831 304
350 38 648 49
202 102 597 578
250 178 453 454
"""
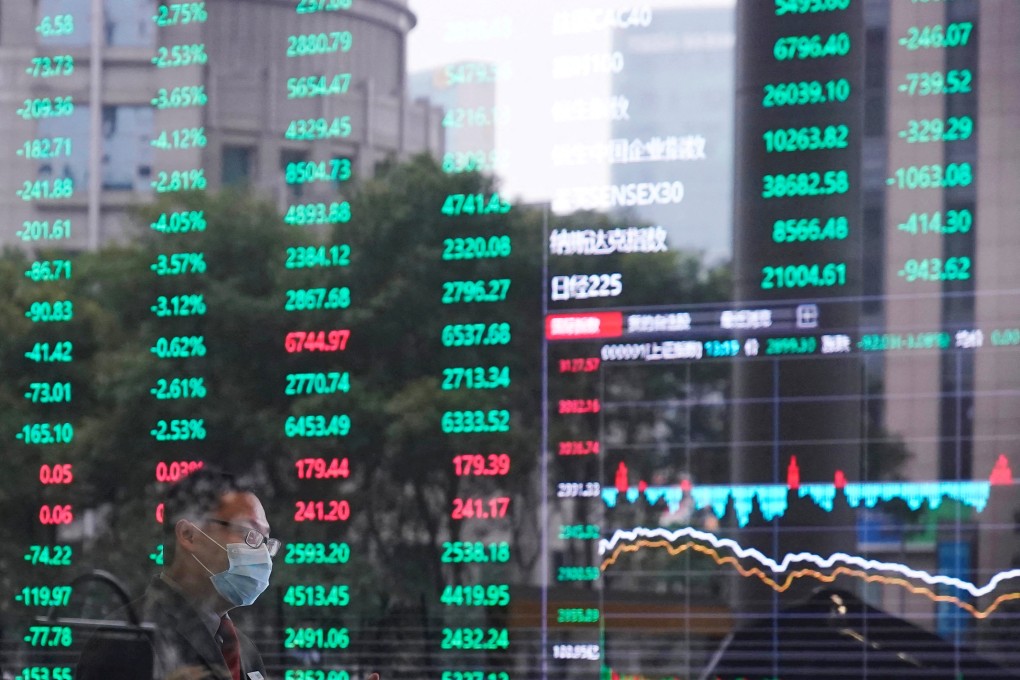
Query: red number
295 457 350 479
39 463 73 484
285 330 351 353
559 357 600 373
558 399 601 414
453 454 510 476
39 504 73 525
451 497 510 520
294 500 350 522
155 460 203 482
558 440 599 456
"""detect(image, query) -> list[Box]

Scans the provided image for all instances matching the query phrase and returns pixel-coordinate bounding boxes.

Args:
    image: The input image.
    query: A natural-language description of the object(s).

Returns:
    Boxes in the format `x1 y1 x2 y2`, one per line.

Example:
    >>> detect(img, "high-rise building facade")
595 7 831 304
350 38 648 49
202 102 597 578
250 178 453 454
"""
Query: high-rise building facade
0 0 442 248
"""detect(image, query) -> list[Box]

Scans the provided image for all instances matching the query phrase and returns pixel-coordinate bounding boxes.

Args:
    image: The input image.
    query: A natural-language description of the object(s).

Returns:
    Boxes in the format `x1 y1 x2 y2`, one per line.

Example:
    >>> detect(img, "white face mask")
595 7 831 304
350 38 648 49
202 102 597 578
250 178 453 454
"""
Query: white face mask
191 525 273 606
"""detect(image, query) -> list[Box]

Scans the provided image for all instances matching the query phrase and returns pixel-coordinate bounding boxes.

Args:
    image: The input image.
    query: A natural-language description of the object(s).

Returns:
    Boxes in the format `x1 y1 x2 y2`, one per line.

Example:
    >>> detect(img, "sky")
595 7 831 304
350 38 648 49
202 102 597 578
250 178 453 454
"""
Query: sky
404 0 737 257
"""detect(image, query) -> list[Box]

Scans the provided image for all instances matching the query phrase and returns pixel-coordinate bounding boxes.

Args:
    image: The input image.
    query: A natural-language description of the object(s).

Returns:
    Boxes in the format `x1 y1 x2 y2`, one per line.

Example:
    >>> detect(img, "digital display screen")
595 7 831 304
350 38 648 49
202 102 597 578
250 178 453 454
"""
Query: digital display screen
2 0 1019 678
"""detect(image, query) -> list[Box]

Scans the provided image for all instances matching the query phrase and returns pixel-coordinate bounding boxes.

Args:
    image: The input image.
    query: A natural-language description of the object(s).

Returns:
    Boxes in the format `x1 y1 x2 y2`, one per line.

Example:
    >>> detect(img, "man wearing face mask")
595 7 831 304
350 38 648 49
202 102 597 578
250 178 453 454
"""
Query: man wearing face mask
77 469 275 680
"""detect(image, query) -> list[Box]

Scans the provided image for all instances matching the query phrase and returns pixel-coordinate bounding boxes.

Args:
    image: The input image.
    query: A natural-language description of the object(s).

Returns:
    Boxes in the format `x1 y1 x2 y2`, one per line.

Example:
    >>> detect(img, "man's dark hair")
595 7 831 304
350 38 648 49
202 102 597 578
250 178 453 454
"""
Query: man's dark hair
162 468 249 565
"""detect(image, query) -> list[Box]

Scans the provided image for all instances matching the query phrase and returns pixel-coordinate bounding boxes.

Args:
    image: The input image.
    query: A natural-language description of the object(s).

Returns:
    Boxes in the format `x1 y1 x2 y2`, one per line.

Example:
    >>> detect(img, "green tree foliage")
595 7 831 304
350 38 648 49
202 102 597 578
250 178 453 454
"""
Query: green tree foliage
0 155 734 662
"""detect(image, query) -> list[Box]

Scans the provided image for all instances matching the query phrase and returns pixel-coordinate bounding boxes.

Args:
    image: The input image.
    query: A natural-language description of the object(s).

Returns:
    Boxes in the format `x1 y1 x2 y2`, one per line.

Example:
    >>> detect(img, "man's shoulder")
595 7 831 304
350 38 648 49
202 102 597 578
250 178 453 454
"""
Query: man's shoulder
75 581 161 680
76 577 201 679
77 576 268 680
138 576 192 624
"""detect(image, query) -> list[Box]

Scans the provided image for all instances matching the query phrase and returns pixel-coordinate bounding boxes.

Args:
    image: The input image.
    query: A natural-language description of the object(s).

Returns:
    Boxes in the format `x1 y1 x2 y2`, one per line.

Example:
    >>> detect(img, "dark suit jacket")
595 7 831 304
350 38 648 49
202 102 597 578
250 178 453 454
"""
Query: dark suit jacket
76 576 267 680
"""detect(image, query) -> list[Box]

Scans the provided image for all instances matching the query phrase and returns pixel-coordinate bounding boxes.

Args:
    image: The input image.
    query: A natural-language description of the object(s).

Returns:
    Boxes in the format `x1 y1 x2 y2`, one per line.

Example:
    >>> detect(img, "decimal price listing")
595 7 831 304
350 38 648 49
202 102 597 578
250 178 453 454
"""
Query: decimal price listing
750 0 859 299
145 0 214 571
547 341 605 658
436 136 515 674
17 7 81 655
886 0 979 286
279 5 361 676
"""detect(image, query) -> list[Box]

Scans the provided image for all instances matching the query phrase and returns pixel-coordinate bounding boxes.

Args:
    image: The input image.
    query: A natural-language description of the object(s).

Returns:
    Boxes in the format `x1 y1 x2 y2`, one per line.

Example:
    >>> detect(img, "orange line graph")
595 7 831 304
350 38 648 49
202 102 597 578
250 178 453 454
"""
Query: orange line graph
601 539 1020 618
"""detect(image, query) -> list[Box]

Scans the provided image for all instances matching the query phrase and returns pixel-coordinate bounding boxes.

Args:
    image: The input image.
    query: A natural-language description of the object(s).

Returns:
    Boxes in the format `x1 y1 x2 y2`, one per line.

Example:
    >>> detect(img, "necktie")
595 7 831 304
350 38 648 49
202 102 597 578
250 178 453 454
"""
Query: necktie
217 616 242 680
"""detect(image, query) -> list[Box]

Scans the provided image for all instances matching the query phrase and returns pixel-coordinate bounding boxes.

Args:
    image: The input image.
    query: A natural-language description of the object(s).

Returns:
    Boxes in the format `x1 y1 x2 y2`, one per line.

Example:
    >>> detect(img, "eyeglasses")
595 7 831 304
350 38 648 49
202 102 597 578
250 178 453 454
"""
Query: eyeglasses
203 517 281 557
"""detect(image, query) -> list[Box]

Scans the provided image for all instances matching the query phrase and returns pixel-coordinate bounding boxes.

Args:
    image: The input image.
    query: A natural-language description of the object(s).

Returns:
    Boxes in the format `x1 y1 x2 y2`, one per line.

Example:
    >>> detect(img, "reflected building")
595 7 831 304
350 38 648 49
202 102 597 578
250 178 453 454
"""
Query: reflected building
0 0 442 248
731 0 1020 664
610 4 736 259
409 63 495 173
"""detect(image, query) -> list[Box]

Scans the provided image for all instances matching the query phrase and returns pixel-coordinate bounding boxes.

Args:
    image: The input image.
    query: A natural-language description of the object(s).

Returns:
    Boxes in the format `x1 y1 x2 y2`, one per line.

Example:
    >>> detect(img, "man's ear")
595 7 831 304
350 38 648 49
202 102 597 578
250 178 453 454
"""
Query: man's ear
175 519 198 554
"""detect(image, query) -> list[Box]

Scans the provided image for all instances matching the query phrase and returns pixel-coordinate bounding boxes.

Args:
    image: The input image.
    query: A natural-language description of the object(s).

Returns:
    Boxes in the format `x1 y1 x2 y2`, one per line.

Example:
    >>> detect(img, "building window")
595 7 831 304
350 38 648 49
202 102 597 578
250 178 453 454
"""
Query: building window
104 0 157 46
102 106 153 190
222 146 255 187
37 105 153 192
